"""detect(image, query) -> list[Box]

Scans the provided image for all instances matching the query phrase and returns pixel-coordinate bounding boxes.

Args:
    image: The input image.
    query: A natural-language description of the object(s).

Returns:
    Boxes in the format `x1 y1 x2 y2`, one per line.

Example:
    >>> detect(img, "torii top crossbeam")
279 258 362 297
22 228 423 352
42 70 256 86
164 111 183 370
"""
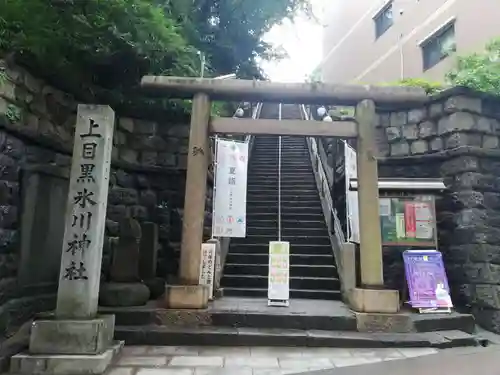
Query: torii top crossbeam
141 76 428 105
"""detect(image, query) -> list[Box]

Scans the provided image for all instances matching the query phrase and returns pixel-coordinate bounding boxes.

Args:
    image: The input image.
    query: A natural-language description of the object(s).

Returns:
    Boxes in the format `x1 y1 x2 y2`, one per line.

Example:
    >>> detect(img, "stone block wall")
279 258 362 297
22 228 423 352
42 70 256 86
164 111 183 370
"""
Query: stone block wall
0 59 214 340
318 88 500 332
376 88 500 331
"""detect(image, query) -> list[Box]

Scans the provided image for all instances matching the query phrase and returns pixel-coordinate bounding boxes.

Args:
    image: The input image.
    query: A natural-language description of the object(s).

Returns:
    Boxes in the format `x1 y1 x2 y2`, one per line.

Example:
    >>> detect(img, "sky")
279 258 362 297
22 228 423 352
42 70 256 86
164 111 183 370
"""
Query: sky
260 0 326 83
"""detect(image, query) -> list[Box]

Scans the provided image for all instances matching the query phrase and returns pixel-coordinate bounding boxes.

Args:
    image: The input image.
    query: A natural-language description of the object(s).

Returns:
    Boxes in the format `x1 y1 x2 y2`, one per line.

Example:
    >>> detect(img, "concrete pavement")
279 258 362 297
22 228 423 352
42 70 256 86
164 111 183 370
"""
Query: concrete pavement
298 346 498 375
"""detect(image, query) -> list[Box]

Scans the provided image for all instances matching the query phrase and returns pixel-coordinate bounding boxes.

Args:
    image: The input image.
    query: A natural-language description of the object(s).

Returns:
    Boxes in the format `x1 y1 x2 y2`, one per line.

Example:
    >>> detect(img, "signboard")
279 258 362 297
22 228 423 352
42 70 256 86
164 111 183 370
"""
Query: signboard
403 250 453 311
212 139 248 238
268 241 290 307
380 196 437 247
344 142 360 244
199 243 216 299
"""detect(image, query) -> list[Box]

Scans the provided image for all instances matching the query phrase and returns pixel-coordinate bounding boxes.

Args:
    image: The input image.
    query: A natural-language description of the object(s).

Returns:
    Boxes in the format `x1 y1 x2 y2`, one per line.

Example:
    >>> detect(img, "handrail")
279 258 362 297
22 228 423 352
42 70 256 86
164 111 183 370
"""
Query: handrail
300 105 346 245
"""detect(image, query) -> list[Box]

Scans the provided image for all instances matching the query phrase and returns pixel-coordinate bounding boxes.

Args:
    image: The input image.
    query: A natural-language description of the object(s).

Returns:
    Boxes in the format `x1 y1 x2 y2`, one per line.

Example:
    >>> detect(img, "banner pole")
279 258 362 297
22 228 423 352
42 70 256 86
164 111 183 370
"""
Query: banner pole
278 103 282 242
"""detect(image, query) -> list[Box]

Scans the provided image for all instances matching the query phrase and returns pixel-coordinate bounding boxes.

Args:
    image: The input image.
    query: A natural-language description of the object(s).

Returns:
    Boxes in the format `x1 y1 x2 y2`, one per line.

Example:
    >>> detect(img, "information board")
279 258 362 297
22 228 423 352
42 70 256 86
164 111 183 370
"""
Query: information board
380 196 437 247
267 241 290 307
199 243 216 300
403 250 453 310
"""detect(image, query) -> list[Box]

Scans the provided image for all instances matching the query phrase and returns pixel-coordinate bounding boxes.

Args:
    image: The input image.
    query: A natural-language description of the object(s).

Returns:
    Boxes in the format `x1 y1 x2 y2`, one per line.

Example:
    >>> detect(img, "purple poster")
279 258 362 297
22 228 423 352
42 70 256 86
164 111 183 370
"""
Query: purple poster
403 250 453 309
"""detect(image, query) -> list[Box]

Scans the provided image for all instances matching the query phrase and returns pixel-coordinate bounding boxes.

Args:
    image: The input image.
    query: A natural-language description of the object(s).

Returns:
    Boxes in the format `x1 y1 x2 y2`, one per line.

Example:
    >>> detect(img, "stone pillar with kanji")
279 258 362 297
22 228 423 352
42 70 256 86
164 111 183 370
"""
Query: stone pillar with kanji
10 105 122 375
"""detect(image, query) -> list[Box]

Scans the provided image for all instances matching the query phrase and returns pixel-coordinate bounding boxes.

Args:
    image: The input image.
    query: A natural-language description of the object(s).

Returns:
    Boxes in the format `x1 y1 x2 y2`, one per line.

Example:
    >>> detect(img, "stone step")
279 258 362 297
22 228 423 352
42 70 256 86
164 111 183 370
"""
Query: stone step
247 184 318 192
222 287 342 300
247 178 316 186
247 191 319 199
114 326 481 348
246 226 327 236
244 219 327 229
247 182 318 190
229 243 333 256
224 263 337 278
246 204 322 214
221 274 340 290
246 200 320 207
246 212 324 221
248 171 314 178
232 234 331 246
226 253 335 265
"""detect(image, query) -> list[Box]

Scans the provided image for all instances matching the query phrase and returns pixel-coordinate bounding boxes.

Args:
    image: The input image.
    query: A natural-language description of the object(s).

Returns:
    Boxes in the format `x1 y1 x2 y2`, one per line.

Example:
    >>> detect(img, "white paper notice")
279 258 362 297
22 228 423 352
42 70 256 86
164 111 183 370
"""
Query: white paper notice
268 241 290 303
199 243 216 299
212 139 249 238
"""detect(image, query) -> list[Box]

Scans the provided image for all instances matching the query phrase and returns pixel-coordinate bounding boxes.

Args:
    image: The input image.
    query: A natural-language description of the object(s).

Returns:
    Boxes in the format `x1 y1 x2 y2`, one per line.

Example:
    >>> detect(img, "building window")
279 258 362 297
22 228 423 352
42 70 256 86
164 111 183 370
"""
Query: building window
422 22 456 71
374 3 394 38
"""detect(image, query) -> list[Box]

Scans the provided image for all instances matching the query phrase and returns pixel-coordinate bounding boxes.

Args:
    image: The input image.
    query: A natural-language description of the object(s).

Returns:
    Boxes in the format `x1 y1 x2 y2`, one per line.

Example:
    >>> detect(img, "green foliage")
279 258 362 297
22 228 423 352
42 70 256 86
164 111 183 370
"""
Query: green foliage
446 38 500 95
386 78 444 94
0 0 312 90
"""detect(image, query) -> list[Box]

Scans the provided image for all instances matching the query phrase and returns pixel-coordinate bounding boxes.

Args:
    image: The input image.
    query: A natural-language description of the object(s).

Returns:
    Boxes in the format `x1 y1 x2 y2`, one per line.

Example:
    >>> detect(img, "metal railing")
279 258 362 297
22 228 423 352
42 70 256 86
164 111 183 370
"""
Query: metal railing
300 105 346 280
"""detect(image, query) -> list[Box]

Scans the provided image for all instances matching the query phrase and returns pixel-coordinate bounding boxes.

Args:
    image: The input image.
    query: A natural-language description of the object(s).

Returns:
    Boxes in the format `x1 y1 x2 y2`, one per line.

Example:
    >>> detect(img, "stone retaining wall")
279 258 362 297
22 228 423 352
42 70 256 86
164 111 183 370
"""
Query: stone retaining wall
320 88 500 332
0 59 214 340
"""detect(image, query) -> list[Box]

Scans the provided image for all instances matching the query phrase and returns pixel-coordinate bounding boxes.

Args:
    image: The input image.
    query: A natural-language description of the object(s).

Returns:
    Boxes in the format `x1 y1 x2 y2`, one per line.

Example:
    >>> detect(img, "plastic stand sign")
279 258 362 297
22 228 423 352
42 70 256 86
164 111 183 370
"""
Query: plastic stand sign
267 241 290 307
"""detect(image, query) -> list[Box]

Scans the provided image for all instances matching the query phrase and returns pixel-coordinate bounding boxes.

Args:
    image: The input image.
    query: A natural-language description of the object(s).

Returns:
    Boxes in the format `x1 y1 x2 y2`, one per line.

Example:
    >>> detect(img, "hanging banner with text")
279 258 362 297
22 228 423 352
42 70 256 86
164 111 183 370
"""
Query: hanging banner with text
344 142 360 244
268 241 290 306
212 139 248 238
403 250 453 310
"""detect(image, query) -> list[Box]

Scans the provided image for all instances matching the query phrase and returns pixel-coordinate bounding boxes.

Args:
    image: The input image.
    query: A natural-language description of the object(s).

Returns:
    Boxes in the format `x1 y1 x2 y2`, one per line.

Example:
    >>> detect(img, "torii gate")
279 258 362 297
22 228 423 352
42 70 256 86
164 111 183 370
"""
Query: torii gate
141 76 428 313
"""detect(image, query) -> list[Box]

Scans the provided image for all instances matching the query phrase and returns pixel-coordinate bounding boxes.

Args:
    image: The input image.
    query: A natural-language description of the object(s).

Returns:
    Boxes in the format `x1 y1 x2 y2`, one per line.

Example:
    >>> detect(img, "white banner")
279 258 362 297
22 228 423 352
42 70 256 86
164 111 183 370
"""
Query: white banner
199 242 216 300
268 241 290 305
345 142 360 244
212 139 248 238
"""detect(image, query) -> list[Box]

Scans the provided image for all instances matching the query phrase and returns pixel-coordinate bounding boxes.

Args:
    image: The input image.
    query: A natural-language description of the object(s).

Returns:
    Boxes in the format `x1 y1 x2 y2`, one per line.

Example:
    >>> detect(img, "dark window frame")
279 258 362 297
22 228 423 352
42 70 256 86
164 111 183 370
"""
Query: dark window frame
421 22 456 71
374 2 394 39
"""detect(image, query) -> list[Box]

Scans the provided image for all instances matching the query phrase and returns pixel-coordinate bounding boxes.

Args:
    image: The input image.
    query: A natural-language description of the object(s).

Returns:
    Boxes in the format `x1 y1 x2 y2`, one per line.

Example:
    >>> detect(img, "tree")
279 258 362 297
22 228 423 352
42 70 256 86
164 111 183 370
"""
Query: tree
0 0 312 88
447 38 500 95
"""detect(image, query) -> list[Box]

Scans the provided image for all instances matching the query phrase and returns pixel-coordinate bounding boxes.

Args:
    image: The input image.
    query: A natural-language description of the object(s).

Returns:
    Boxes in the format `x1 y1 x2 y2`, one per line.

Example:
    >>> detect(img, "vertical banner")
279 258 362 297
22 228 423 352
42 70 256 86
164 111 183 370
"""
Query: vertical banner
199 243 216 300
344 142 360 244
268 241 290 306
212 139 248 238
403 250 453 312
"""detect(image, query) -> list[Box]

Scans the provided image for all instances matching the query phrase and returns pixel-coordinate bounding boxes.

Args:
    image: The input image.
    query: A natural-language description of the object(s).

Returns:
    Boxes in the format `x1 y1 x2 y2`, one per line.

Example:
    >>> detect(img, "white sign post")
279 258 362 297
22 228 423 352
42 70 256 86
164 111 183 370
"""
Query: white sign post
345 142 360 244
199 242 216 300
268 241 290 307
212 139 248 238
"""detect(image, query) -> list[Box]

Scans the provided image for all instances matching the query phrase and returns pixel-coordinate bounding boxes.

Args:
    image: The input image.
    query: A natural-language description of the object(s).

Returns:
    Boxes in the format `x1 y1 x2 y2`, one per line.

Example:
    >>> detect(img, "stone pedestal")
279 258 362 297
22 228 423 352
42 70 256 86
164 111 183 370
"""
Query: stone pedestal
10 105 121 375
159 285 209 309
350 288 400 313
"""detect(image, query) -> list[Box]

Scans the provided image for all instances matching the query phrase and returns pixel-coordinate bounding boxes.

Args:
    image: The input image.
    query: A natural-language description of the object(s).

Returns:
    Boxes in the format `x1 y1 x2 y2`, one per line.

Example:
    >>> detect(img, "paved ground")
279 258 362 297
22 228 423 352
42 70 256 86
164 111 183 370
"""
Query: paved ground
108 345 441 375
299 345 500 375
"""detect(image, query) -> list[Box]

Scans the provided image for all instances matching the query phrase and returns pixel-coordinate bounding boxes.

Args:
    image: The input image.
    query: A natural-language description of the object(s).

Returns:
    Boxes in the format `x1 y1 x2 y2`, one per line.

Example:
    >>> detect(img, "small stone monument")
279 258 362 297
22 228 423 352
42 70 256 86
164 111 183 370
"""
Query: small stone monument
99 217 150 306
10 105 121 375
139 221 165 299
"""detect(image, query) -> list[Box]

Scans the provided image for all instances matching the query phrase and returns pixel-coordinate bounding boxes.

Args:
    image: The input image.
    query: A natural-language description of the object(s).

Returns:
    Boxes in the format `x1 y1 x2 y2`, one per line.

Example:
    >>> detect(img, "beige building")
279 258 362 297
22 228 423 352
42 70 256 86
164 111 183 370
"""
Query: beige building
319 0 500 84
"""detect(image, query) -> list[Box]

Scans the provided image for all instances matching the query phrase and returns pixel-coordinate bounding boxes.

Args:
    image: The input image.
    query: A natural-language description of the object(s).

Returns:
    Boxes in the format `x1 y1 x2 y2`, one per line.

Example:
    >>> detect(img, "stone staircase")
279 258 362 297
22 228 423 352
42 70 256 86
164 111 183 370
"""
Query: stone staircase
221 104 342 300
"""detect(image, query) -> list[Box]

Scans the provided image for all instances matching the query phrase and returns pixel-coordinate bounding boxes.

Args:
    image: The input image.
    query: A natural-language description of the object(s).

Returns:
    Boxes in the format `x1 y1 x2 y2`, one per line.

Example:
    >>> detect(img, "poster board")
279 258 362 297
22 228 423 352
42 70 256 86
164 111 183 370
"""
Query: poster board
380 195 437 247
267 241 290 307
403 250 453 312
